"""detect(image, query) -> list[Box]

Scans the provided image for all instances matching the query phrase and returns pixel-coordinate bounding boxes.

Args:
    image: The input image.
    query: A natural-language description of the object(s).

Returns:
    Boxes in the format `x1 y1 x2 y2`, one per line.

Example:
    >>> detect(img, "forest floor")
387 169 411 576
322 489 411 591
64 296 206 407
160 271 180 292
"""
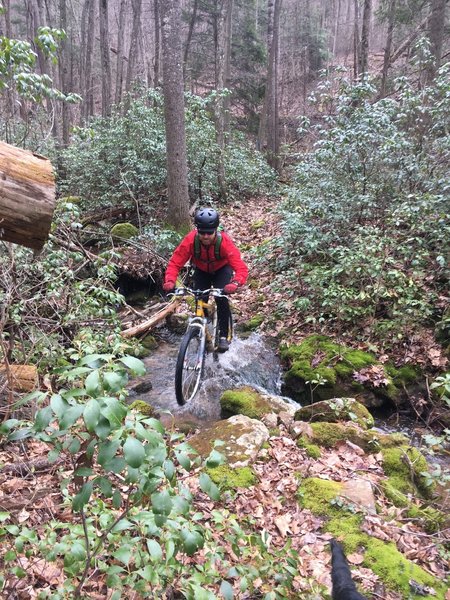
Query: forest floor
0 196 449 599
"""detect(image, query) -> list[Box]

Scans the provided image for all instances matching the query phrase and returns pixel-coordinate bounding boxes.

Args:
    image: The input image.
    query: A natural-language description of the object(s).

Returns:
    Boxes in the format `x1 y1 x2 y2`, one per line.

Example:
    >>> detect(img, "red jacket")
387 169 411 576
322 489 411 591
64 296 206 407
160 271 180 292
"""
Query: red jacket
165 230 248 286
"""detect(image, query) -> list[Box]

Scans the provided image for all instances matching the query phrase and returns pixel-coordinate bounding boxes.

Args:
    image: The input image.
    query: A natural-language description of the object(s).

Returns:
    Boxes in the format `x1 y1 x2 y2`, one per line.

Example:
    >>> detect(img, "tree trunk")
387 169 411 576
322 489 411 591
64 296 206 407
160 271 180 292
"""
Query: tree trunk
359 0 372 77
160 0 191 231
115 0 127 105
353 0 360 78
99 0 111 117
154 0 161 87
0 141 56 250
183 0 199 80
125 0 143 100
82 0 95 121
260 0 282 172
59 0 70 146
380 0 396 97
426 0 447 82
214 0 233 199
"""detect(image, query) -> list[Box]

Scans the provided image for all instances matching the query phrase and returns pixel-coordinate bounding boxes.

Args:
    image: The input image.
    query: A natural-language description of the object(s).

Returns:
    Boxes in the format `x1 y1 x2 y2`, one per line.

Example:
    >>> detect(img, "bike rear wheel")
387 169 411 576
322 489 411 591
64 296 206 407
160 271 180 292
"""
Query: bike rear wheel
175 327 205 405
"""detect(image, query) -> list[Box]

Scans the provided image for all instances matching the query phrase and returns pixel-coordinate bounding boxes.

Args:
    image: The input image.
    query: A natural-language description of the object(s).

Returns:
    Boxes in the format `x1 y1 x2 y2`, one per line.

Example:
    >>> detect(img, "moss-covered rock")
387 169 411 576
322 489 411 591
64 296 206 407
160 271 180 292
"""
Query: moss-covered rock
220 386 295 420
129 400 156 417
381 445 435 499
241 314 264 332
294 398 374 429
188 414 270 467
207 465 257 490
298 477 447 599
141 334 159 351
111 222 138 240
281 335 414 408
296 438 322 459
297 422 408 455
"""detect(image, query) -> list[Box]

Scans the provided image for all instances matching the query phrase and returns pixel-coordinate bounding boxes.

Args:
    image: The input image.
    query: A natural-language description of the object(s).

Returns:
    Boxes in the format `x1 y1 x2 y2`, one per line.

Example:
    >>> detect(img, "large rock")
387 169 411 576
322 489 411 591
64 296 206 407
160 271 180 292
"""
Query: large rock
220 385 296 420
294 398 374 429
188 414 270 467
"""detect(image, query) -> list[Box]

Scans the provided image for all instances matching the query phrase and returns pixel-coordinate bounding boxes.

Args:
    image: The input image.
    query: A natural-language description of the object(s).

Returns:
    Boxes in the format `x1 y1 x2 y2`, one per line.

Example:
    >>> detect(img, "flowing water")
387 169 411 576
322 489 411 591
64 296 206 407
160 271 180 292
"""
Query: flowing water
127 330 287 423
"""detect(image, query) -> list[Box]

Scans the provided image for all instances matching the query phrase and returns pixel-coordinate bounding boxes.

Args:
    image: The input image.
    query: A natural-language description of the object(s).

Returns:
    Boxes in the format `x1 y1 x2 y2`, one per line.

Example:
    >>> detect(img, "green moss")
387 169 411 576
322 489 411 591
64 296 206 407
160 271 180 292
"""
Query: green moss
300 478 447 599
241 314 264 331
407 505 446 534
381 446 434 499
110 222 138 240
220 386 270 419
206 465 257 490
380 480 409 507
281 335 379 403
141 334 158 350
385 364 419 386
250 219 266 230
297 438 322 459
298 477 343 515
129 400 156 417
307 423 407 455
294 398 374 429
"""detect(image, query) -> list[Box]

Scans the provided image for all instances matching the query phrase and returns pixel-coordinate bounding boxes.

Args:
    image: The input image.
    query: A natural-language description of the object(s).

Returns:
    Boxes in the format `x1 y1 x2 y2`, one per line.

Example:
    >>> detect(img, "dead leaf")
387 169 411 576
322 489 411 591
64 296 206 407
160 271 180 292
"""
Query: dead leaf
274 514 292 537
347 552 365 565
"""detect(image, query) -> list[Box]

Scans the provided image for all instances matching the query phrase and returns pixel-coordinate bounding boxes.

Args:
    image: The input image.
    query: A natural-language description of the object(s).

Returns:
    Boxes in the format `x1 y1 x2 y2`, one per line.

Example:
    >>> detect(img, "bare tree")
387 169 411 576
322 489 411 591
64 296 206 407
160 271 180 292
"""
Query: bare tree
380 0 396 96
154 0 161 87
426 0 447 82
59 0 70 145
160 0 191 231
115 0 127 105
125 0 143 99
359 0 372 76
99 0 111 117
259 0 283 172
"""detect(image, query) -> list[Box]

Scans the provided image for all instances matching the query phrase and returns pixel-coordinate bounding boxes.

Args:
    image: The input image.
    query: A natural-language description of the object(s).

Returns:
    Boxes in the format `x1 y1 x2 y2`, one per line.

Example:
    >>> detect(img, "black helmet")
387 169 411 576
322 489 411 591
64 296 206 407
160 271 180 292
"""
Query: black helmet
194 208 219 233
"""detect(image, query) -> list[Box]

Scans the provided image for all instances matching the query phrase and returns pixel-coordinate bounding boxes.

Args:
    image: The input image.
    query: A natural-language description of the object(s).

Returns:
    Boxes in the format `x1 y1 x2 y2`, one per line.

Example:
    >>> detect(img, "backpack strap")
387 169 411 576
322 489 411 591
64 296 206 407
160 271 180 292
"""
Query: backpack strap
194 232 223 261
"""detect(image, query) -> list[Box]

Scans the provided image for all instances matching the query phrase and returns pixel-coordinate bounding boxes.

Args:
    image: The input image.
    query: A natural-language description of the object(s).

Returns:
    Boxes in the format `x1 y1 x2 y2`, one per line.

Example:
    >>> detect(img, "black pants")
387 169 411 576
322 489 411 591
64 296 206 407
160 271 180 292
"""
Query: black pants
193 265 233 338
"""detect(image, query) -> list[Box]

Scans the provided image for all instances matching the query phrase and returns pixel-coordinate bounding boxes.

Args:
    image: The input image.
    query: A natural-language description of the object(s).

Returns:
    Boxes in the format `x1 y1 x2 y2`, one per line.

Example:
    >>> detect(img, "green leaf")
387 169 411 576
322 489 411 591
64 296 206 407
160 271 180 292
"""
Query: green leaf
101 398 127 428
123 436 146 468
103 371 127 393
175 450 191 471
151 490 172 516
111 519 133 533
112 489 122 509
163 459 175 481
94 416 111 439
85 370 101 397
72 481 93 512
118 355 146 376
59 405 84 430
97 440 120 467
96 476 113 497
50 394 68 418
146 539 163 561
220 580 234 600
205 449 225 468
113 545 132 565
180 529 204 556
199 473 220 501
80 354 111 367
83 399 101 432
34 405 52 432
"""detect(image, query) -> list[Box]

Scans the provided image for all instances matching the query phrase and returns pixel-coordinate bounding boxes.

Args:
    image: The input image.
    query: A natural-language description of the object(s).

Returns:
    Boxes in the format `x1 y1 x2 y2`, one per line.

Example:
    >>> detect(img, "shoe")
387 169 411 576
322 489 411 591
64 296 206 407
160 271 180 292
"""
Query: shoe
217 337 229 352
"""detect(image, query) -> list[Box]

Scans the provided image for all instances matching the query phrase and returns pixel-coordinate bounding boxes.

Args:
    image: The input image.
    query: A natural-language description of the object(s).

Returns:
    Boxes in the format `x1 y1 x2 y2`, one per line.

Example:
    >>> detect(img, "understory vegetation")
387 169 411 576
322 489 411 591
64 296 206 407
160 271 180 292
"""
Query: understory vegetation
265 63 449 352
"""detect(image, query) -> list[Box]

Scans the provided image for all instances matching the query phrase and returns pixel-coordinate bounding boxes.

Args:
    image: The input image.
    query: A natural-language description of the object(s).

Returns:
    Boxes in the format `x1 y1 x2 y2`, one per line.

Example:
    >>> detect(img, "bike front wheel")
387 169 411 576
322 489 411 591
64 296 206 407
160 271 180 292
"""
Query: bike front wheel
175 327 205 405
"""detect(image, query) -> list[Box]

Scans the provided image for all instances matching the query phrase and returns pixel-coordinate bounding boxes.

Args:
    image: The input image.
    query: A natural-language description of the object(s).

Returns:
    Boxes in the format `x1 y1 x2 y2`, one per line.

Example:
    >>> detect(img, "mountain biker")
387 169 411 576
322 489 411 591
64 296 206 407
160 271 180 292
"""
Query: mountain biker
163 208 248 352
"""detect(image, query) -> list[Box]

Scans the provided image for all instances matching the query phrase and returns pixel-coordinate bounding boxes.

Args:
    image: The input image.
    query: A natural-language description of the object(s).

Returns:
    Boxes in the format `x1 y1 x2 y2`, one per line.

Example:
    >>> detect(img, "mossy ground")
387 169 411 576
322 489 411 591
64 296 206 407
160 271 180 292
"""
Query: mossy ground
129 400 156 417
298 478 447 599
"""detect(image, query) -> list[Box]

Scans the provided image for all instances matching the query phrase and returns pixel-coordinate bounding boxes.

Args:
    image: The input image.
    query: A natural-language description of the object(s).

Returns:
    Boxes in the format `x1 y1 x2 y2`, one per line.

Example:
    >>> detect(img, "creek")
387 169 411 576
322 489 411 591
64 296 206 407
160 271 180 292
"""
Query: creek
128 329 290 423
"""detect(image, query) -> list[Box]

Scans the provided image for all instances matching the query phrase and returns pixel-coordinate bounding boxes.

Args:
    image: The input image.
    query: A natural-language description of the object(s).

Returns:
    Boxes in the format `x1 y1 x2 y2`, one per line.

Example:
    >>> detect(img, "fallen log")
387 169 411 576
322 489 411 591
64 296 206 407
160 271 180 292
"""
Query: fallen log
0 140 56 250
121 298 180 338
0 364 38 392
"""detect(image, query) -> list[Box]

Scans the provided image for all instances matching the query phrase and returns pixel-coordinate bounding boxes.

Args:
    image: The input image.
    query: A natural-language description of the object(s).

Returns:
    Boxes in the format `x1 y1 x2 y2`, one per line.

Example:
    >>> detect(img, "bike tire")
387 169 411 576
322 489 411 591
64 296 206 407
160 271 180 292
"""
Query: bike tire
175 327 205 405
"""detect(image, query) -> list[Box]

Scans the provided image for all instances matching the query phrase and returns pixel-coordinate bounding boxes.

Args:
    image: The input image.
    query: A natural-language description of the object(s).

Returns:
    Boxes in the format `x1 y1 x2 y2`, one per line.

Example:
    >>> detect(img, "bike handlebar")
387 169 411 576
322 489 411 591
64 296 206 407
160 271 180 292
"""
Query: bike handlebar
171 286 228 298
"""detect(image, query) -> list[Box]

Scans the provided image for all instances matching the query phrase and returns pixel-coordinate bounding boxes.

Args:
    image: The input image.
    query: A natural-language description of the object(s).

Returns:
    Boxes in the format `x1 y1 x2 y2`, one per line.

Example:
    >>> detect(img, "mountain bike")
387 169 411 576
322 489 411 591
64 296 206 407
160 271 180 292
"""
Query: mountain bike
172 287 233 406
